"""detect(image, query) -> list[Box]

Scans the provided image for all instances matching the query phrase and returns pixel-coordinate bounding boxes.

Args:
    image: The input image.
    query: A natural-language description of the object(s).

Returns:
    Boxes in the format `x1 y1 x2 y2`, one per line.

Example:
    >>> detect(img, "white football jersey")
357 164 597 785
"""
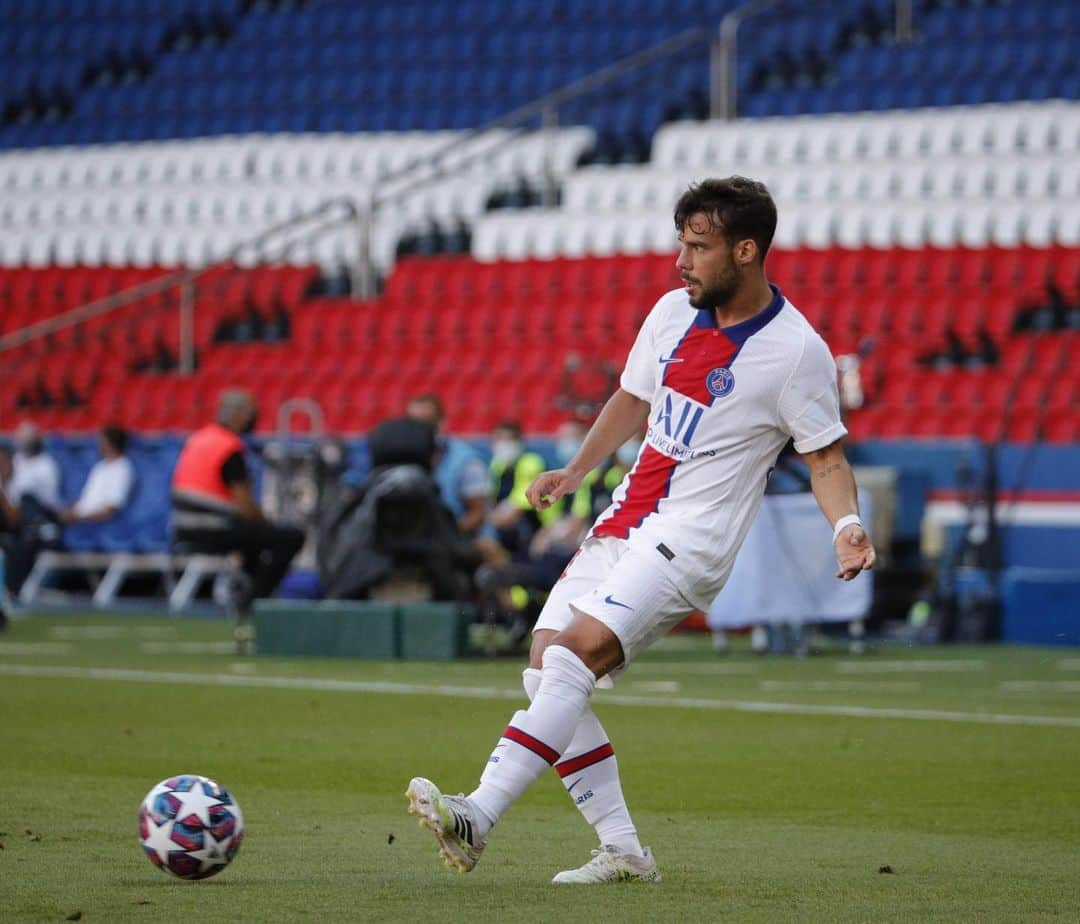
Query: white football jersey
589 284 846 609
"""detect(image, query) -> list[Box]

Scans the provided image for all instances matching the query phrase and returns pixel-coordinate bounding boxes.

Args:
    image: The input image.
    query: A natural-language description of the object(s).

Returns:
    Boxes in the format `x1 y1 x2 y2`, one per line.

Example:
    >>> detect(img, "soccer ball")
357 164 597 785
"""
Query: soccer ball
138 774 244 880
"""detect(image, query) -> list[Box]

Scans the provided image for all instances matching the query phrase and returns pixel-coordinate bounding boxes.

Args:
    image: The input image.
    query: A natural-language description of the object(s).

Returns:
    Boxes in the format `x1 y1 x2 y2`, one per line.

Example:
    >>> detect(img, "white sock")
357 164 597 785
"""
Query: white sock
556 715 644 857
520 669 639 854
468 646 595 836
523 667 644 857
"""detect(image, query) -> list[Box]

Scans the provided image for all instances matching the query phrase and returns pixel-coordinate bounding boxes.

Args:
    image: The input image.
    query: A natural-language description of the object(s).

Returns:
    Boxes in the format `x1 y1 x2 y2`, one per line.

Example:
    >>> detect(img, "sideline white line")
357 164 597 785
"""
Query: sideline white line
0 642 74 655
139 641 237 655
2 663 1079 728
1000 681 1080 693
835 659 988 674
49 626 125 640
631 681 682 694
632 662 759 675
760 680 921 693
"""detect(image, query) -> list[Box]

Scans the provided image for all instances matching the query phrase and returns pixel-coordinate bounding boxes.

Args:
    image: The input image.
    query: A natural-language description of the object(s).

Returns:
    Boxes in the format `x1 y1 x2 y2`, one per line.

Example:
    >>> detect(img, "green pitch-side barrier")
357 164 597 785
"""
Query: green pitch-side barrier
252 600 474 660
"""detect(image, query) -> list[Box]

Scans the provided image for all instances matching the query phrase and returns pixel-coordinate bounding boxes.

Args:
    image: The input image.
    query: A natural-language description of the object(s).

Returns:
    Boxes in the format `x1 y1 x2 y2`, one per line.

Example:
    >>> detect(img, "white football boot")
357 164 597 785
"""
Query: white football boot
405 777 486 874
551 845 662 884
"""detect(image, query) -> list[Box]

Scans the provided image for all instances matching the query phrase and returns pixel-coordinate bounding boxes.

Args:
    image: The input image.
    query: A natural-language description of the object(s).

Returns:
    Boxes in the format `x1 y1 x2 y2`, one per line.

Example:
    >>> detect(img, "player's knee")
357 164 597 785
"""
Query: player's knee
540 644 597 695
528 628 557 670
551 615 624 678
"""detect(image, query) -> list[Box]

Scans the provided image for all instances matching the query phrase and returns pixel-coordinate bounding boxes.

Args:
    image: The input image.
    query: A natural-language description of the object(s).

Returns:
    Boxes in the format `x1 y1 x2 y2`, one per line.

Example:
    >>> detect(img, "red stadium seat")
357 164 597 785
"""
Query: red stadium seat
1006 411 1041 443
1044 416 1079 444
893 249 929 291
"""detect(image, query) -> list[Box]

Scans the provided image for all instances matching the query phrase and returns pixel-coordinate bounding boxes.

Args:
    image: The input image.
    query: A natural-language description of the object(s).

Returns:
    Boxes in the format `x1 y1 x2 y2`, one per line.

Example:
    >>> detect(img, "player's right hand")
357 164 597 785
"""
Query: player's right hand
526 469 583 510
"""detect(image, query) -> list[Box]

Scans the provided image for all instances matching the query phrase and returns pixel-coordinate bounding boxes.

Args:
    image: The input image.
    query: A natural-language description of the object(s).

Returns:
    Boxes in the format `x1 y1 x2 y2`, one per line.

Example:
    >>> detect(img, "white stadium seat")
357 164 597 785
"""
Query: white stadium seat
956 202 993 248
1023 201 1059 248
0 104 1076 273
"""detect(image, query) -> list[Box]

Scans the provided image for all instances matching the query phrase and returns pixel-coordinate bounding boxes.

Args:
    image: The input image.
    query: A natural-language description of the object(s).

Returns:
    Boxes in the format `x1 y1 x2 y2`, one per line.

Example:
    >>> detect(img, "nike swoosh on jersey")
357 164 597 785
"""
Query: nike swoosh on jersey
658 353 684 364
603 594 634 610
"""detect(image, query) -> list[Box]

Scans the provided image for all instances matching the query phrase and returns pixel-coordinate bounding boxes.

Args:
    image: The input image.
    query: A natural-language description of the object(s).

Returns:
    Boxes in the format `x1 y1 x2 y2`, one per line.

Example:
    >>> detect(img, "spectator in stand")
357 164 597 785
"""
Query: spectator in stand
0 421 62 593
171 389 304 609
489 420 559 560
405 393 492 536
57 426 134 525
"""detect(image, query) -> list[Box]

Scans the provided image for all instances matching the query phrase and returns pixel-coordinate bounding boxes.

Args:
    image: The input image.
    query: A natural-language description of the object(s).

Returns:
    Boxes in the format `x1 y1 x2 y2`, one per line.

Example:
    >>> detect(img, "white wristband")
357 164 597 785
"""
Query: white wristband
832 514 862 544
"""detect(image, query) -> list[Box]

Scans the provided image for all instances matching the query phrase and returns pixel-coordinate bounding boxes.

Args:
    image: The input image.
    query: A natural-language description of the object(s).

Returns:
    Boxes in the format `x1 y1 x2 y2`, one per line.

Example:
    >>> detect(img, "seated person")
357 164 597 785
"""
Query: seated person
0 421 62 593
1 421 61 528
488 420 559 559
171 389 304 609
405 392 492 536
57 426 135 526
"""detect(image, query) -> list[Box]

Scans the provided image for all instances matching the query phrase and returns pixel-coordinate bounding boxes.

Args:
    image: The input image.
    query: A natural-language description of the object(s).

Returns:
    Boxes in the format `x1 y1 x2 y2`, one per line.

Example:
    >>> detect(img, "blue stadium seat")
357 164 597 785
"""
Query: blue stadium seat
0 0 1076 149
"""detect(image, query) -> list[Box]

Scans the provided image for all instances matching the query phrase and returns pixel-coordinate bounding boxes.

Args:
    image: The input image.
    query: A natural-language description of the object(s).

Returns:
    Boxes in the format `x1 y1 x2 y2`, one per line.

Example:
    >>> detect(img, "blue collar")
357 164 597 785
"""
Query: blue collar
694 284 786 342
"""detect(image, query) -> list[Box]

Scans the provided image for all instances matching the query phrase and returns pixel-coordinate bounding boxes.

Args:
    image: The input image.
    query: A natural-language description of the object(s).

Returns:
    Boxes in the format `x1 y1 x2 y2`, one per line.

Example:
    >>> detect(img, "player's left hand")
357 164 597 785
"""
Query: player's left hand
835 525 876 581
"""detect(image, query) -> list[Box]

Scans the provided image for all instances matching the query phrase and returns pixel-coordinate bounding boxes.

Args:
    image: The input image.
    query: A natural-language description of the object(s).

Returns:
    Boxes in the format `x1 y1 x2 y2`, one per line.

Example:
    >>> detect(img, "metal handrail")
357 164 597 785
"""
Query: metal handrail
0 197 361 368
712 0 916 119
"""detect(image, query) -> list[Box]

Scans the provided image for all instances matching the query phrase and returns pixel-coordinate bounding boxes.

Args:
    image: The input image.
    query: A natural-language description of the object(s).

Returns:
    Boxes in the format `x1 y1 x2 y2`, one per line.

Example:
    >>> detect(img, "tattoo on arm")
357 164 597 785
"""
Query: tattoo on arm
814 463 843 479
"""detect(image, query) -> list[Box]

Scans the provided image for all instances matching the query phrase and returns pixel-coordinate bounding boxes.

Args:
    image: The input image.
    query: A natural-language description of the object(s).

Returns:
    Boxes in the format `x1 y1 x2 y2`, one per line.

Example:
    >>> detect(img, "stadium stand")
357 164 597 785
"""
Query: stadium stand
1 0 1078 625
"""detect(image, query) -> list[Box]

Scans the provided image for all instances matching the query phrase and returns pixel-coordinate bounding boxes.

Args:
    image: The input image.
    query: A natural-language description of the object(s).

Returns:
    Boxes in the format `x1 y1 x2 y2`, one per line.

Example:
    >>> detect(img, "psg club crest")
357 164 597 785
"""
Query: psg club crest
706 366 735 398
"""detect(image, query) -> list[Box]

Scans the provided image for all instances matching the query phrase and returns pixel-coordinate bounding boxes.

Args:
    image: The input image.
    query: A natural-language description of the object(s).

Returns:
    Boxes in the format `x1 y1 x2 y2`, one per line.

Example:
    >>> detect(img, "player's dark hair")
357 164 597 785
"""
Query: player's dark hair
102 425 128 454
494 420 522 438
674 177 777 261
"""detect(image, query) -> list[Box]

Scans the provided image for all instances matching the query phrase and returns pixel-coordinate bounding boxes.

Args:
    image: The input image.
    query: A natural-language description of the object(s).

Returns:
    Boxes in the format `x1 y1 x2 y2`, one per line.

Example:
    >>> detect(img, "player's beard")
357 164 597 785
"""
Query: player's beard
685 254 740 311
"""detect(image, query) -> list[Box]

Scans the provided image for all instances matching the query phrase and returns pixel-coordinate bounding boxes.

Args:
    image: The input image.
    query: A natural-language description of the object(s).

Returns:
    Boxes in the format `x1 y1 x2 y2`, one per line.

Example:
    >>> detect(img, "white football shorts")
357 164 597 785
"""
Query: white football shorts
534 535 696 673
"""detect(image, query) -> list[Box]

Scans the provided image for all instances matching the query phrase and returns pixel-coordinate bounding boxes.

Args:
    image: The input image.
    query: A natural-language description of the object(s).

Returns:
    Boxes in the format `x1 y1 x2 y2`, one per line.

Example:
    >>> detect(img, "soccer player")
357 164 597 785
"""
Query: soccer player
406 177 876 883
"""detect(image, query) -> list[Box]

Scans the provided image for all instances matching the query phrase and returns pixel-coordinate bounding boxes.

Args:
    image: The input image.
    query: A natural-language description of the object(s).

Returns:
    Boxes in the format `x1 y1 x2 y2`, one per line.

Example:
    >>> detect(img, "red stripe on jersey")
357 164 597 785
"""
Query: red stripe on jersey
662 324 740 405
555 743 615 778
503 725 560 765
592 445 678 540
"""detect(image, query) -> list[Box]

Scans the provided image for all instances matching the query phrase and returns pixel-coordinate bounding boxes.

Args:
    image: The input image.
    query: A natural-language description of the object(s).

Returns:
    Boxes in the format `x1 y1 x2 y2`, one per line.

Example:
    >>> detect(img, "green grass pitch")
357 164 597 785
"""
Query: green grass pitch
1 613 1078 922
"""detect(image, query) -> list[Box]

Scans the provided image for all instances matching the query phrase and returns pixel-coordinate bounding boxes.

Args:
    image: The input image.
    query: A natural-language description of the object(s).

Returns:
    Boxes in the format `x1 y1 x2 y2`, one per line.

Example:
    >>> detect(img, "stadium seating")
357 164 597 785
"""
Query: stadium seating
3 1 1076 154
3 241 1078 441
1 2 1077 452
0 129 594 273
474 101 1080 258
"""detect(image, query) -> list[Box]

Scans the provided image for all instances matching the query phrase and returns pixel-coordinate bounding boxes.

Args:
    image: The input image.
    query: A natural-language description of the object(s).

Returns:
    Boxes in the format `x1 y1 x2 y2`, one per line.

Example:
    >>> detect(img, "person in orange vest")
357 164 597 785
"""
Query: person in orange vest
171 389 303 609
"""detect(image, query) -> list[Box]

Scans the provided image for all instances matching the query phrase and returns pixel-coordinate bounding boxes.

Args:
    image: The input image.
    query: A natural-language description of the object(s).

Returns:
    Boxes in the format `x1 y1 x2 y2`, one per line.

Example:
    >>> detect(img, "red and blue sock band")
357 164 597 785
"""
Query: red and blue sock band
555 743 615 778
503 725 561 765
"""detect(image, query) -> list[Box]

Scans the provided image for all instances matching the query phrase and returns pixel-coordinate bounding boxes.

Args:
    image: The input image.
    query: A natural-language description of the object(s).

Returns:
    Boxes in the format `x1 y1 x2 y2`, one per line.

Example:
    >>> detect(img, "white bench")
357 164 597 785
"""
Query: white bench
18 551 242 612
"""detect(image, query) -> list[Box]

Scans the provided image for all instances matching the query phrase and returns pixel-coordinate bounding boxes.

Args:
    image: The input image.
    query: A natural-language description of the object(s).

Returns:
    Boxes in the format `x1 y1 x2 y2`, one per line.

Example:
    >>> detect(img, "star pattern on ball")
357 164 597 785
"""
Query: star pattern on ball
174 781 228 827
142 812 177 863
194 827 233 876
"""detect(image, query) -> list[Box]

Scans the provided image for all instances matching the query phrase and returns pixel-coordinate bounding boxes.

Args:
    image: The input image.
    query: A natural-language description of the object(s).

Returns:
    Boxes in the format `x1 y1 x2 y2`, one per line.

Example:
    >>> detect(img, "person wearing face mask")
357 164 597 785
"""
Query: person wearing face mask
405 393 492 537
0 421 61 527
489 420 561 560
171 389 304 609
1 421 63 595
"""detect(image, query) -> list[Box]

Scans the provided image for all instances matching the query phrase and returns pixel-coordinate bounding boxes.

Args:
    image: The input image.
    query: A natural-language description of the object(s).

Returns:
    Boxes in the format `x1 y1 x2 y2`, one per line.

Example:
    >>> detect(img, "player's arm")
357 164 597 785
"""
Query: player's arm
800 439 876 581
527 389 650 510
